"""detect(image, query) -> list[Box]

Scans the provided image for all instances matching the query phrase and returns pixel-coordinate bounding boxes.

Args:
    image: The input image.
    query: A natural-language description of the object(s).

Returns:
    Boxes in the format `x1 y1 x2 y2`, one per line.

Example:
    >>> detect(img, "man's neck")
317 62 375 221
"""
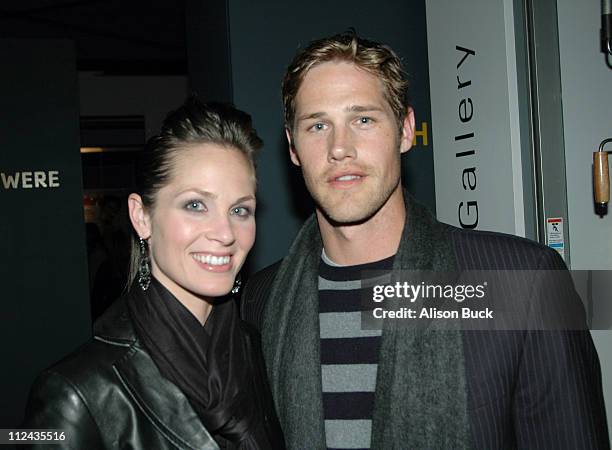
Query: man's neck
317 187 406 266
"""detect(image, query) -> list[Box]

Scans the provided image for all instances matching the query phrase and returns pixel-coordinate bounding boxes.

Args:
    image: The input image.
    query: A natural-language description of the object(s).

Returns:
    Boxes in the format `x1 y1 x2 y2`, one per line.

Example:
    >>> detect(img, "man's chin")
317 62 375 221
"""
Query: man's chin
317 203 378 227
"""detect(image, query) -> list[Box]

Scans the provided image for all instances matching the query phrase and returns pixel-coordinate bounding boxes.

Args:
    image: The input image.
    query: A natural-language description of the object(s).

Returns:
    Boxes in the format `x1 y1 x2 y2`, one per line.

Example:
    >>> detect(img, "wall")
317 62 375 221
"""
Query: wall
426 0 533 238
78 72 188 138
0 39 91 427
227 0 434 271
557 2 612 270
556 0 612 436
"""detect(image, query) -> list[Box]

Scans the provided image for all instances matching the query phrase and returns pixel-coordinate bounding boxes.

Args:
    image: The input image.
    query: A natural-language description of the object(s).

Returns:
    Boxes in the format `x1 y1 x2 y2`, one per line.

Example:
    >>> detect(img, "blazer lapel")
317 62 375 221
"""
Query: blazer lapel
113 344 219 450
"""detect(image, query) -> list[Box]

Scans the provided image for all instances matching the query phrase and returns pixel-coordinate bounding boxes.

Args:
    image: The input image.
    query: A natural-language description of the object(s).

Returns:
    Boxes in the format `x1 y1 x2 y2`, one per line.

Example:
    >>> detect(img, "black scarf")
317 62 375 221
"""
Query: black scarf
127 277 271 449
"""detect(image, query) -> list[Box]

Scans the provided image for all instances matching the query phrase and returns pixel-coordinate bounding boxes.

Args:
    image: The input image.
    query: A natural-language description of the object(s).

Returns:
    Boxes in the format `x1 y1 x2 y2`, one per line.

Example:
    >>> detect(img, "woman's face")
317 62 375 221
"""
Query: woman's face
133 144 256 302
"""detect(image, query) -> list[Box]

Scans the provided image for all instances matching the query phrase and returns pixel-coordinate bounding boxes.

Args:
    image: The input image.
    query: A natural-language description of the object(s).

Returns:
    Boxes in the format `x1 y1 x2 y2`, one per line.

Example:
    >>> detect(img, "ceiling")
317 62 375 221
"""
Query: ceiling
0 0 187 75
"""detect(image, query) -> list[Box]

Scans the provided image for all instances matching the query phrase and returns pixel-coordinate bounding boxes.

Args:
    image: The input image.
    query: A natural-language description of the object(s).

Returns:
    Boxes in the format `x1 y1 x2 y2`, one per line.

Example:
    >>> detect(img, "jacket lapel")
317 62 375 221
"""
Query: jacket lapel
113 344 220 450
95 299 219 450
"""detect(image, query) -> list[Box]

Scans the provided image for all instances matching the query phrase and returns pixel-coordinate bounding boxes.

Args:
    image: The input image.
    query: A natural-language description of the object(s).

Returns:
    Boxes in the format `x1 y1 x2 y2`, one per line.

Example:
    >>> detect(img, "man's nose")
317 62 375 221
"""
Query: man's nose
328 126 356 162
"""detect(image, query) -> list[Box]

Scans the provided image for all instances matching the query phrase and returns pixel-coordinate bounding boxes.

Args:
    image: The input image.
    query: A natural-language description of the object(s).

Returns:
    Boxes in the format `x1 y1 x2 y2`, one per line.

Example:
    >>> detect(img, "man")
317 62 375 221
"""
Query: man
242 31 609 449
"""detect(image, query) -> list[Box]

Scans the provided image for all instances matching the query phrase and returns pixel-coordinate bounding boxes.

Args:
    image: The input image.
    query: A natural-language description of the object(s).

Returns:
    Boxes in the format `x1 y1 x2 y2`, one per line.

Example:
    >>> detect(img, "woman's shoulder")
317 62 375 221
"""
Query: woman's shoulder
22 365 104 447
41 337 131 391
21 299 137 441
32 296 137 401
25 343 123 422
22 295 140 433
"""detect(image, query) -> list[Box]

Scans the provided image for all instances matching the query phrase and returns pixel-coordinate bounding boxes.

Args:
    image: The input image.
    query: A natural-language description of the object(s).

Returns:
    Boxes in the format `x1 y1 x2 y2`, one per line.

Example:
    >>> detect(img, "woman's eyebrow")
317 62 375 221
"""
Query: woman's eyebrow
233 195 256 204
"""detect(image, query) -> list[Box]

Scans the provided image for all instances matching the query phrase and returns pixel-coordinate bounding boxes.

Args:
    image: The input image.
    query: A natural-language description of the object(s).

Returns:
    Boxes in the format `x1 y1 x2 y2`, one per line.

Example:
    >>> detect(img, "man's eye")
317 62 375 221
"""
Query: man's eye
231 206 252 217
359 117 373 124
185 200 206 211
310 123 325 131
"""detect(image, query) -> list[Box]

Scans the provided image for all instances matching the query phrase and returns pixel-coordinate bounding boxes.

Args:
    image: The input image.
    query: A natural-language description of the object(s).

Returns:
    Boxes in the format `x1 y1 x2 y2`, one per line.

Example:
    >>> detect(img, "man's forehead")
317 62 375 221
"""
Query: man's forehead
299 60 378 85
296 63 387 106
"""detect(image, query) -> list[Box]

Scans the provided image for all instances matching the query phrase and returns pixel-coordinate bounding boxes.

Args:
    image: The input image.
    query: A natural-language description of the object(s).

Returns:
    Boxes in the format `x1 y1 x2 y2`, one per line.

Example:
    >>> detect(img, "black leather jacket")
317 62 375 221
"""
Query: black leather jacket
22 296 284 449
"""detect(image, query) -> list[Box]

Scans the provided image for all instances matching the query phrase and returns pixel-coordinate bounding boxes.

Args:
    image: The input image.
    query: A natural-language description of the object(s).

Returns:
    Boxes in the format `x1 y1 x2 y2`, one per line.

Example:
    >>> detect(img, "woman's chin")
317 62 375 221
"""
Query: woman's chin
192 282 235 299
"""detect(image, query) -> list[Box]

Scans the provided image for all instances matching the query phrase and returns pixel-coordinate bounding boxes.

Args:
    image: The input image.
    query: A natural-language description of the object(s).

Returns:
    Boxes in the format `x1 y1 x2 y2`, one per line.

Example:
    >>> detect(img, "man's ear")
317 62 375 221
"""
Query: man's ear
399 107 416 154
128 193 151 240
286 127 301 167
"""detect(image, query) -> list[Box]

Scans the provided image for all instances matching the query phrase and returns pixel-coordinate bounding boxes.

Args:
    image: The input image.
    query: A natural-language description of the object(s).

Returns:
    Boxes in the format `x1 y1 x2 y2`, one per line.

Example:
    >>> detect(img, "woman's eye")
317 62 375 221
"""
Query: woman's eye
231 206 252 217
185 200 206 211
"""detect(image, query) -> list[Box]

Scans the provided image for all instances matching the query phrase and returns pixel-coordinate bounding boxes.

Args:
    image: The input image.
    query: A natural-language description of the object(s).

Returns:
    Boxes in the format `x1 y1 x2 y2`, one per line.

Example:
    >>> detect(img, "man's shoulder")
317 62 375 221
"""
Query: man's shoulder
442 223 567 270
240 260 283 328
245 260 283 291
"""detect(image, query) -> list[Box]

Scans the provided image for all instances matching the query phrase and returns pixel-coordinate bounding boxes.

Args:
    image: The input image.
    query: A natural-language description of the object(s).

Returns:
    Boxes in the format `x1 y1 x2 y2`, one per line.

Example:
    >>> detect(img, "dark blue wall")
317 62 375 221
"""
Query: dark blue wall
0 39 91 427
227 0 434 271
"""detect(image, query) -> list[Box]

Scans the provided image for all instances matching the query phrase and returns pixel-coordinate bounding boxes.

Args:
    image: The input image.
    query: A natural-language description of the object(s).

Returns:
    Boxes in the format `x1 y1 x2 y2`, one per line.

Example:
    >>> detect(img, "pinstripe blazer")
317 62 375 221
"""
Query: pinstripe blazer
241 222 609 449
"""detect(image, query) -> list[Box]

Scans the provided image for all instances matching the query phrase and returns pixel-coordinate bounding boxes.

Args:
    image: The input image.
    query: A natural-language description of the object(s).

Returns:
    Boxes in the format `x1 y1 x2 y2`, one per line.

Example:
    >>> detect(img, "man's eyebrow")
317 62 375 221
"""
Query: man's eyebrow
296 111 326 122
346 104 385 113
296 105 384 122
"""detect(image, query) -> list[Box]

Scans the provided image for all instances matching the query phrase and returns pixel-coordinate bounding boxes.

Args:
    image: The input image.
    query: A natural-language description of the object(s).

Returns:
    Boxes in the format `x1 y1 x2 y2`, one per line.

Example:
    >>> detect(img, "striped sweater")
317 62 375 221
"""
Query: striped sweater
318 253 393 450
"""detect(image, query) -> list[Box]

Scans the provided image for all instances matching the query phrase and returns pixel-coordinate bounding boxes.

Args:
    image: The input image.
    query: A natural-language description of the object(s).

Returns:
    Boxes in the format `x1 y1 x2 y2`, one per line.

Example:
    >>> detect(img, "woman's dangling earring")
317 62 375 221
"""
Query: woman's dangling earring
231 275 242 295
138 238 151 291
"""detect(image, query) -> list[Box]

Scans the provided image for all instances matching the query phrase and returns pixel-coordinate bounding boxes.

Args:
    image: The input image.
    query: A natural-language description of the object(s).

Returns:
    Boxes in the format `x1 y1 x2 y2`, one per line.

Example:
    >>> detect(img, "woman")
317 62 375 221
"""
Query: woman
22 98 285 449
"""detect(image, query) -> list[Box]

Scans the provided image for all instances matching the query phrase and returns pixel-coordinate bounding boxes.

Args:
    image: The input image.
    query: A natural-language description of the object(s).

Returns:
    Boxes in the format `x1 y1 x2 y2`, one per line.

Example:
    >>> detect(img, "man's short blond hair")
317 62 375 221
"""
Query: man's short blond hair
282 30 410 131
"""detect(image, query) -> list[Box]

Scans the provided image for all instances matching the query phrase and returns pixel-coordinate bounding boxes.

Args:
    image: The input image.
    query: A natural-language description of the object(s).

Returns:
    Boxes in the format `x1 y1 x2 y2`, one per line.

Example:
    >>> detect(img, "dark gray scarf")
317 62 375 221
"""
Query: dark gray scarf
261 193 471 449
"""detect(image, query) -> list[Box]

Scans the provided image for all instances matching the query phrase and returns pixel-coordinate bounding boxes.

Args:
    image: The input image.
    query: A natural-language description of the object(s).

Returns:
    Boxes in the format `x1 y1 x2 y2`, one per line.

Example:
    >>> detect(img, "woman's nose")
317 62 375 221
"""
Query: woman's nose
205 214 236 246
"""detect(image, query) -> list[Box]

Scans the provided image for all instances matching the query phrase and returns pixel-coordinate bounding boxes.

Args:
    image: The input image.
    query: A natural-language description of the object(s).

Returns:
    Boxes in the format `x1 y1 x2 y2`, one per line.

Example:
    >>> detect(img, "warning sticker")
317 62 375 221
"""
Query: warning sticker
546 217 565 260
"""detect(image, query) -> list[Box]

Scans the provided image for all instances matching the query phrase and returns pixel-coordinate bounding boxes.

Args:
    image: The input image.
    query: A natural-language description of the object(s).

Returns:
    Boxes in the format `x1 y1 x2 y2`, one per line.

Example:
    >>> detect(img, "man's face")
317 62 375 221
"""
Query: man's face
288 61 414 225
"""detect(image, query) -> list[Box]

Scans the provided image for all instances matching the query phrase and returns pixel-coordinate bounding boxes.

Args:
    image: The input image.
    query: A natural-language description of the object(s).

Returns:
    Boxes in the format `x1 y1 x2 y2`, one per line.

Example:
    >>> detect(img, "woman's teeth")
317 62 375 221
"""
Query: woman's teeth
192 254 230 265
